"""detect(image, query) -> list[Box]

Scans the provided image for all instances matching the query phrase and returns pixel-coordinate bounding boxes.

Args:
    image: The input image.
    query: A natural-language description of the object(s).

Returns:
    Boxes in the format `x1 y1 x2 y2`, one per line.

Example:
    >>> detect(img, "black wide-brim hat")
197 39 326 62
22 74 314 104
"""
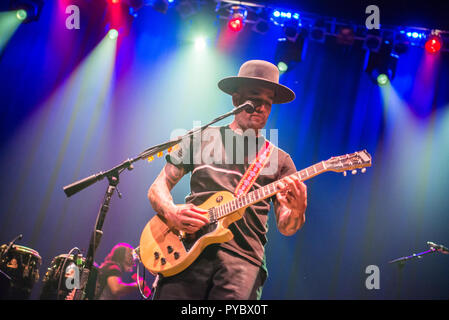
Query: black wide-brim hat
218 60 296 104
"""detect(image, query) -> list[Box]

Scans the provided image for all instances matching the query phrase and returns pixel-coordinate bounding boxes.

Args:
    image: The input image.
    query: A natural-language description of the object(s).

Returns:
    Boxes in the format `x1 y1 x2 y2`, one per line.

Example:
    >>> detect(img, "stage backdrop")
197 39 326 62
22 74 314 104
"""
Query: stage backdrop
0 1 448 299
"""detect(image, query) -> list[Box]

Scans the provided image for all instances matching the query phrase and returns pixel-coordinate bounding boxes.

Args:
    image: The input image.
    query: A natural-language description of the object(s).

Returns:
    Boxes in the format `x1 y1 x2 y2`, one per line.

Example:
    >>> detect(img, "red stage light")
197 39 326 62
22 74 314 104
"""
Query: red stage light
228 17 243 32
425 36 442 53
109 0 120 4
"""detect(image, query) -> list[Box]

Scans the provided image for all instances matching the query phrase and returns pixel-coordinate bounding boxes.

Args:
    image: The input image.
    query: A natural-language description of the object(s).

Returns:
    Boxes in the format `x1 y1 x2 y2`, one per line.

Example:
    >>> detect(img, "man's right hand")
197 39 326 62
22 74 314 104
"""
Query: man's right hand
166 203 209 233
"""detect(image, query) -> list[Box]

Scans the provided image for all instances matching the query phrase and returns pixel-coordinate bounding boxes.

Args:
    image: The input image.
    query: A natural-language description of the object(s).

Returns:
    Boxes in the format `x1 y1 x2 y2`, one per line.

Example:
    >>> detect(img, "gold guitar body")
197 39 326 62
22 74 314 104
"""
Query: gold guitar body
139 191 244 277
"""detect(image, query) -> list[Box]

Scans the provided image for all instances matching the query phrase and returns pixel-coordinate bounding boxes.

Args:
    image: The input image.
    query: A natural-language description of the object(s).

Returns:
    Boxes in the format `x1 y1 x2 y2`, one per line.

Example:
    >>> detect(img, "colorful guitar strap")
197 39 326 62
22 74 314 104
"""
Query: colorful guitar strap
234 140 274 197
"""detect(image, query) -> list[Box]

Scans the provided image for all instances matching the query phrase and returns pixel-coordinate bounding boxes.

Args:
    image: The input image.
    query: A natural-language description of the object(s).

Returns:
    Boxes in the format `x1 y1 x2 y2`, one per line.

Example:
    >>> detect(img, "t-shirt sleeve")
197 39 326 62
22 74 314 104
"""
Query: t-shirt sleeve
102 264 122 279
278 154 297 179
165 135 194 173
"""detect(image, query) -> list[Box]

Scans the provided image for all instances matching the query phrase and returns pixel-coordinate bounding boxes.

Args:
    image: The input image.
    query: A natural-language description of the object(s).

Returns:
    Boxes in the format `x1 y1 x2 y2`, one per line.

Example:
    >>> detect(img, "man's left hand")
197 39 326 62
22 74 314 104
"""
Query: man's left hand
275 176 307 213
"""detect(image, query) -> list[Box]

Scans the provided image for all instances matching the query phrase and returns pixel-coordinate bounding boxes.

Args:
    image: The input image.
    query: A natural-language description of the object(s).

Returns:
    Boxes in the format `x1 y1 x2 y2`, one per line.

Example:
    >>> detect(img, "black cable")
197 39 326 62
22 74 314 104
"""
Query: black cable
56 247 80 300
134 248 151 300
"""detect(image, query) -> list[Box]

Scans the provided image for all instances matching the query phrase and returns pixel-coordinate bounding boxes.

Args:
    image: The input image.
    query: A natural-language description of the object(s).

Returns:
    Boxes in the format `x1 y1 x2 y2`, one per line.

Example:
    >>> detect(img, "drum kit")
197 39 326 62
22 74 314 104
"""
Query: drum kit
0 236 90 300
0 243 41 299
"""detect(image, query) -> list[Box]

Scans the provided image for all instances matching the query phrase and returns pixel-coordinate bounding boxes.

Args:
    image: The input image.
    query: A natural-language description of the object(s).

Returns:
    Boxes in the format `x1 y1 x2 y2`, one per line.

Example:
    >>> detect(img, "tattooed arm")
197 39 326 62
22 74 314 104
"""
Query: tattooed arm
273 176 307 236
148 163 209 233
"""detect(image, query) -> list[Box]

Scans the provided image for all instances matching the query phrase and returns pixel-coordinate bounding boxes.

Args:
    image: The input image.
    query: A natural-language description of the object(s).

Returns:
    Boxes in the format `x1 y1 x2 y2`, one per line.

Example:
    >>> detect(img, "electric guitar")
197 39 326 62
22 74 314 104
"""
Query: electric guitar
139 150 372 277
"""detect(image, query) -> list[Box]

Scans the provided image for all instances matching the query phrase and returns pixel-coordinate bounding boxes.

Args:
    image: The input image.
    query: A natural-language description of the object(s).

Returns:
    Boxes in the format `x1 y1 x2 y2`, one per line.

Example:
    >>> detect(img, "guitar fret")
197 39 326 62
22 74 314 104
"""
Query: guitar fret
315 162 325 173
300 170 307 180
307 166 315 176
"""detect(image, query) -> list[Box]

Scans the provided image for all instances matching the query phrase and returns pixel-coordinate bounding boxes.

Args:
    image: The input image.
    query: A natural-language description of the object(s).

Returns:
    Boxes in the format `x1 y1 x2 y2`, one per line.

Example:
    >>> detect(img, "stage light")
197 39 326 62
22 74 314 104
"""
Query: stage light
310 20 326 43
194 37 206 51
393 32 409 55
9 0 44 23
283 20 300 42
0 11 23 54
151 0 169 14
364 46 398 85
252 18 270 35
108 28 119 39
425 36 442 53
336 26 355 46
403 29 427 47
252 9 270 35
274 30 307 73
271 9 300 27
16 9 27 21
228 16 243 32
227 6 247 32
364 32 382 52
377 73 389 86
277 61 288 73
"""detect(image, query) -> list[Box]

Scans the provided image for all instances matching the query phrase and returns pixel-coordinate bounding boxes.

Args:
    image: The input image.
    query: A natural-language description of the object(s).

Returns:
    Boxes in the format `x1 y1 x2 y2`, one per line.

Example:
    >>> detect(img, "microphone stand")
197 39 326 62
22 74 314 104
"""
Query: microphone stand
388 246 438 299
388 247 438 266
62 103 248 300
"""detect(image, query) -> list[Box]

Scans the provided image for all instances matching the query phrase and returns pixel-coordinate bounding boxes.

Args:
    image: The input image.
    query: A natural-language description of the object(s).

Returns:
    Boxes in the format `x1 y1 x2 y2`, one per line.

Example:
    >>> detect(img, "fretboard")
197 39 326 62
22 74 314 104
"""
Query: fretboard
210 161 327 222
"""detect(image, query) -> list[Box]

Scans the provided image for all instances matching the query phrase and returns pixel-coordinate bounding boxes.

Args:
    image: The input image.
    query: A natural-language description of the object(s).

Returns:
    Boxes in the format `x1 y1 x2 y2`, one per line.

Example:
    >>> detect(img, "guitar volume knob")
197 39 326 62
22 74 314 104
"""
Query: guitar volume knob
154 252 160 260
167 246 173 253
161 258 166 265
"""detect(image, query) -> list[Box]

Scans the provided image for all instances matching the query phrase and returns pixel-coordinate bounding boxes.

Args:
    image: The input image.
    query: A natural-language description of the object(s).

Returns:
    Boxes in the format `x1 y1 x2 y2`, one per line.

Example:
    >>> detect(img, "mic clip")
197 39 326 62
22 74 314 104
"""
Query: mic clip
232 101 255 114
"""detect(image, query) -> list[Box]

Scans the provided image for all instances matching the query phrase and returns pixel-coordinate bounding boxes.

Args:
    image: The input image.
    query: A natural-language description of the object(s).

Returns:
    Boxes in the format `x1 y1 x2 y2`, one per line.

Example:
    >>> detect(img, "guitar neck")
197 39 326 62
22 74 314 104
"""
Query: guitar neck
211 161 328 222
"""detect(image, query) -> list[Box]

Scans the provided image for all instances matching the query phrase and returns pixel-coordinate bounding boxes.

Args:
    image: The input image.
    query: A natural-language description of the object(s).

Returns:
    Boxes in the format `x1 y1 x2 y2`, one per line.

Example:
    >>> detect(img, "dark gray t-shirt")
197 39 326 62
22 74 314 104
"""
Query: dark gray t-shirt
96 263 122 300
166 125 297 269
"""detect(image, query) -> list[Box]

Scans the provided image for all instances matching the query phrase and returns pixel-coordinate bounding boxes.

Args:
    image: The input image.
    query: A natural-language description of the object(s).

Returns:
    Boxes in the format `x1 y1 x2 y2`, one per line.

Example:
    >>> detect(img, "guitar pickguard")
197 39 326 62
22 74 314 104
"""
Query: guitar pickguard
181 222 218 252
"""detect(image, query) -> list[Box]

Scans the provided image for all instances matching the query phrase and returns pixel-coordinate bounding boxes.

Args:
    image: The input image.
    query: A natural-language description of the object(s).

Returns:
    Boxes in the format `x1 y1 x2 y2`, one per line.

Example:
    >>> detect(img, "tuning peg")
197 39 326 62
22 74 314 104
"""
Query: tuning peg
351 170 357 175
361 168 366 173
343 171 347 177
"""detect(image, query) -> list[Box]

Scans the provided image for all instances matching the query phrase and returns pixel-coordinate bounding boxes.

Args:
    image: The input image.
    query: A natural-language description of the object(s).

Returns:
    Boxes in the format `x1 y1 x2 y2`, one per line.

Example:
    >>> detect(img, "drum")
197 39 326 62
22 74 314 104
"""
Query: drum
40 253 86 300
0 244 42 299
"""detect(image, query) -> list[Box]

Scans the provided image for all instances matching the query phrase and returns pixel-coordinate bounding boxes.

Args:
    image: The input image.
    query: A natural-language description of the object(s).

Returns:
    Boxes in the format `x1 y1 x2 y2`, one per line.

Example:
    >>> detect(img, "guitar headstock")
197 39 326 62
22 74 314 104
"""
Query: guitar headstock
325 150 372 173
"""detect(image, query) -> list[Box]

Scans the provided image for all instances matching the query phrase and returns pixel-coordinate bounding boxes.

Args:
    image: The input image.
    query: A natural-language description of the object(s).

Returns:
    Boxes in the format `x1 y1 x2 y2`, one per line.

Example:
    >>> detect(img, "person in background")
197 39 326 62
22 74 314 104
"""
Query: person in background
95 243 151 300
65 243 151 300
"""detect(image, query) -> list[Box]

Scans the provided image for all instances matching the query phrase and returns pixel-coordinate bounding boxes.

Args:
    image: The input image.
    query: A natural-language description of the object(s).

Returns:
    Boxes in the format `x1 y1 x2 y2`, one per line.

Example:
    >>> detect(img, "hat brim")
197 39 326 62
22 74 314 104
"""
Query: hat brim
218 76 295 104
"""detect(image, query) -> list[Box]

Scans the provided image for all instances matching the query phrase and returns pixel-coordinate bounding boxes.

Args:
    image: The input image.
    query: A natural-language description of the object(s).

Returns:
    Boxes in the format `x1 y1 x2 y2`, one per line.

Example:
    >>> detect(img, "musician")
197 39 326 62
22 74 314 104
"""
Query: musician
95 243 150 300
148 60 307 300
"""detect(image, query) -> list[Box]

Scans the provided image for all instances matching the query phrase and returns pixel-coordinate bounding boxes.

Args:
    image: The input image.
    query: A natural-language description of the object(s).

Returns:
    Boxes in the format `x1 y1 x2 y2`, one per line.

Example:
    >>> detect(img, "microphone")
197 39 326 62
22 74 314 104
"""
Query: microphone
427 241 449 254
232 100 255 114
